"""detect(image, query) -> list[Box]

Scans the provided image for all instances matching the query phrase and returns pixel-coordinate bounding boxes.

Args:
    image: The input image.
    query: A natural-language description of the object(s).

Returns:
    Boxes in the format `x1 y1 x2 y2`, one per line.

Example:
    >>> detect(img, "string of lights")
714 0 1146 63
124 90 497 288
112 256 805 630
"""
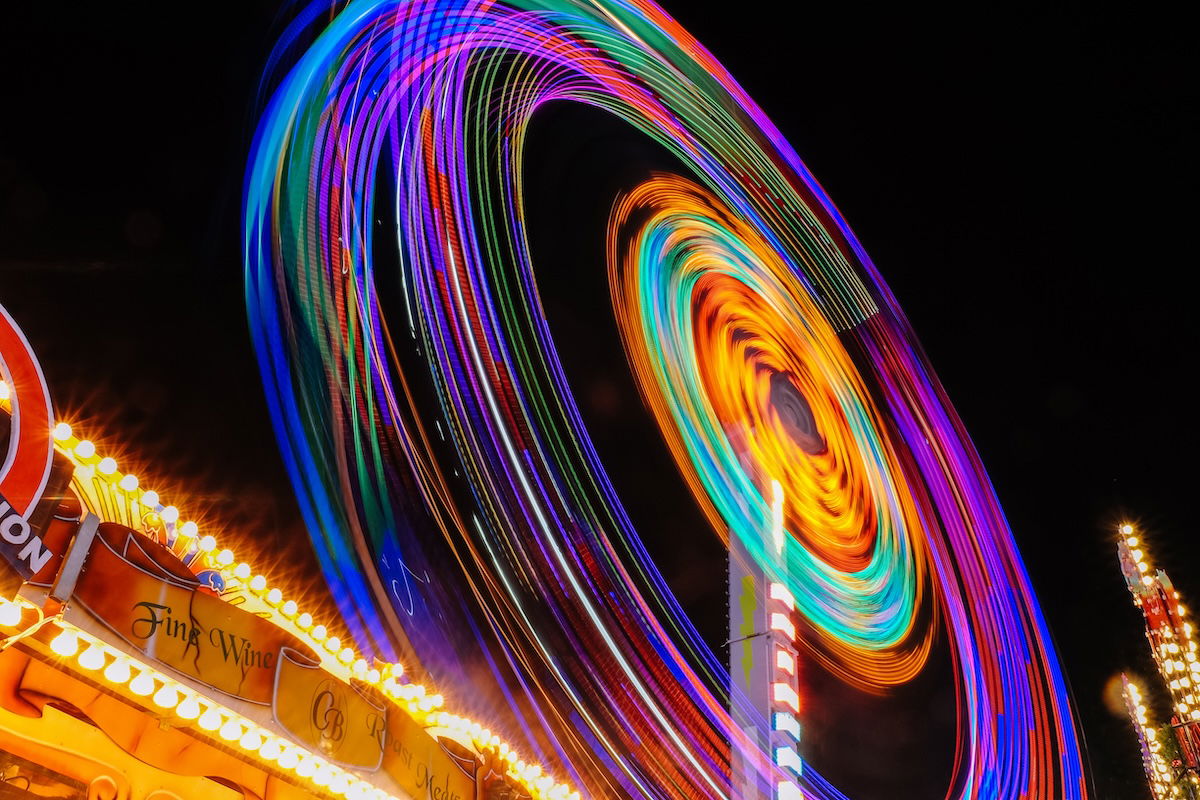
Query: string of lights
0 380 578 800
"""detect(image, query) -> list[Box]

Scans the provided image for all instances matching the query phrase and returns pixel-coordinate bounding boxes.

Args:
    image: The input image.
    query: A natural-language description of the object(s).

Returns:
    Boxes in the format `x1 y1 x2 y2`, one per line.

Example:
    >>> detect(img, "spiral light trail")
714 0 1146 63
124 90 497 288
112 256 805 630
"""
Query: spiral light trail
244 1 1088 797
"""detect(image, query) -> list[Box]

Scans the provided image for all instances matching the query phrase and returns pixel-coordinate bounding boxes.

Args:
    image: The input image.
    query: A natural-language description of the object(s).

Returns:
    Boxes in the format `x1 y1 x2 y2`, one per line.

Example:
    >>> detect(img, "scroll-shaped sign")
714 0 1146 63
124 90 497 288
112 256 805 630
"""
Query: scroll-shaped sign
73 523 320 704
0 303 56 579
274 650 387 770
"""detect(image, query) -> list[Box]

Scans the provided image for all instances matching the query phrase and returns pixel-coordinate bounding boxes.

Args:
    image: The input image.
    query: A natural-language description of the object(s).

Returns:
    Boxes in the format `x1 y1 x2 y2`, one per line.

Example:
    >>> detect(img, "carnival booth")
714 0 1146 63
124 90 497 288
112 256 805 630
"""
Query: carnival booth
0 305 563 800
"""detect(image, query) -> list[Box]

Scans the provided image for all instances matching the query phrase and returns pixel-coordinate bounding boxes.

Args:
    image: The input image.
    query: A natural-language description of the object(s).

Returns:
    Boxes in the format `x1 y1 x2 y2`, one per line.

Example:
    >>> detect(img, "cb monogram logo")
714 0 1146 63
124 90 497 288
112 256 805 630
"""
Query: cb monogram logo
311 682 347 745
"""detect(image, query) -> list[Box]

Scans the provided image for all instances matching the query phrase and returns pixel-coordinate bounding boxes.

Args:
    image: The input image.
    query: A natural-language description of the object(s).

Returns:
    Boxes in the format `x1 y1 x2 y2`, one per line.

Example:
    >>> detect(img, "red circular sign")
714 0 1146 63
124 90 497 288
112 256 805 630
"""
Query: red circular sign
0 303 54 517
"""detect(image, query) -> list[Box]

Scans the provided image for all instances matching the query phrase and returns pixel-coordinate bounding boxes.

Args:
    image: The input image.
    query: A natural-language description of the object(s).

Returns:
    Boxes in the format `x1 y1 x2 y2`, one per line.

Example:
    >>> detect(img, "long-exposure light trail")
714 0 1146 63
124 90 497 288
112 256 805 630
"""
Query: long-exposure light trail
244 1 1088 797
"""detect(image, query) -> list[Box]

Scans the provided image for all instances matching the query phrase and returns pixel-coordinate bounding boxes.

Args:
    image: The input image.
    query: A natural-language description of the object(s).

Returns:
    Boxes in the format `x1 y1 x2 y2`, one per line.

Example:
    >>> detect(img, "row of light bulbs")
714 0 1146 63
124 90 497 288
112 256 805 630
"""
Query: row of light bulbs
0 385 579 800
1124 679 1178 799
1122 523 1200 721
5 602 400 800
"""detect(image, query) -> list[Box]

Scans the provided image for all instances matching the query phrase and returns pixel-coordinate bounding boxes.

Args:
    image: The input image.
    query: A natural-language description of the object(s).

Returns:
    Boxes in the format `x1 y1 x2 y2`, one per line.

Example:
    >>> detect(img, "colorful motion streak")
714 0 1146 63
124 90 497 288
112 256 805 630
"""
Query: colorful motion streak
244 1 1088 797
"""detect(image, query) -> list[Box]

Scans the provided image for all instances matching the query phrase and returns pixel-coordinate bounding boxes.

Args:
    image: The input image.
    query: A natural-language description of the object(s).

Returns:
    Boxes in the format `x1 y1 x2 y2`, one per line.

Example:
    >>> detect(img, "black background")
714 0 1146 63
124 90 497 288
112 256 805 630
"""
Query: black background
0 3 1193 797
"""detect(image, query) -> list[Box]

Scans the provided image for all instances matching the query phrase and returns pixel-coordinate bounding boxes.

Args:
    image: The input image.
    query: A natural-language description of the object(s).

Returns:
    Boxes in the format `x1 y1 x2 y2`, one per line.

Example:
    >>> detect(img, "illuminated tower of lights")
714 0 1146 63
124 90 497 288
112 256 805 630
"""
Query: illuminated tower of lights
1118 523 1200 781
728 480 803 800
1122 674 1176 799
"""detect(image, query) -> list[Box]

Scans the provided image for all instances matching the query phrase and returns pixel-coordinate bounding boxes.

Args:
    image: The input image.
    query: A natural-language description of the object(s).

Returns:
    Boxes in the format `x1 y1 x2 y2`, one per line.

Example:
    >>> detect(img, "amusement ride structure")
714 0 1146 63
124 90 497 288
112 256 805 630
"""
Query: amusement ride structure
2 0 1092 798
1119 523 1200 799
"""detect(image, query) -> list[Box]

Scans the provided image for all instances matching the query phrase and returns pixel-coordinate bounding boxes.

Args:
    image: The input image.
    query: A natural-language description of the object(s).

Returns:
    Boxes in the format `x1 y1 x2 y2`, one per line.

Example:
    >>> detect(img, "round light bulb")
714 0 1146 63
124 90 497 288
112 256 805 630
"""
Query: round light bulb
97 457 117 475
249 575 267 592
153 685 180 709
239 730 262 751
197 535 217 552
50 630 80 657
219 720 243 741
141 490 160 508
176 696 202 720
339 647 355 664
260 739 282 760
297 612 313 629
324 636 341 653
179 521 198 538
129 672 156 696
216 549 234 566
52 422 72 441
266 588 283 605
0 600 22 627
310 624 327 641
77 644 106 670
278 749 301 769
282 599 298 617
119 473 139 492
161 505 179 524
74 440 95 459
104 659 132 684
233 563 251 580
198 709 223 731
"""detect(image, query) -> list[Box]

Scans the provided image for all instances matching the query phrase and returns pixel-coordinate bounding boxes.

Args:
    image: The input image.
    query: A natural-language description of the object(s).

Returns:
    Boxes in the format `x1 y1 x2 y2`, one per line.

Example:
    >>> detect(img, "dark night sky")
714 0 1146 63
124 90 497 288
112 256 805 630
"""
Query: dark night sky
0 3 1194 797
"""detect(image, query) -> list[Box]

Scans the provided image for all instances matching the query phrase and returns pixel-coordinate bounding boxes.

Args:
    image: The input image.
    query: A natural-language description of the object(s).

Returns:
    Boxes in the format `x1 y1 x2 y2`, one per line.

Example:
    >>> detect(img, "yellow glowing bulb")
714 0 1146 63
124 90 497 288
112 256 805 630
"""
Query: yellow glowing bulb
1121 524 1135 535
77 645 106 670
310 625 327 641
282 599 298 617
179 521 198 538
176 696 201 720
104 659 131 684
52 422 72 441
50 630 80 657
339 647 355 664
1127 536 1139 547
196 535 216 552
249 575 267 592
239 730 262 751
296 612 313 629
0 600 22 627
366 668 381 684
219 720 243 741
266 588 283 605
97 457 117 475
296 758 317 778
74 440 96 459
324 636 341 653
260 739 282 760
216 549 234 566
233 563 251 580
197 709 222 731
141 490 160 508
161 505 179 524
153 685 180 709
352 658 367 675
118 473 139 492
278 749 301 769
129 672 156 696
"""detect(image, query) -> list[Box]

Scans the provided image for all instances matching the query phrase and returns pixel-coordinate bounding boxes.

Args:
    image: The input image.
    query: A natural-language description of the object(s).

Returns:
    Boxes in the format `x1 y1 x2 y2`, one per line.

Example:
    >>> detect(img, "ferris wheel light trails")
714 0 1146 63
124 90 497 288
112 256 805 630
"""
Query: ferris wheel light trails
244 1 1089 797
